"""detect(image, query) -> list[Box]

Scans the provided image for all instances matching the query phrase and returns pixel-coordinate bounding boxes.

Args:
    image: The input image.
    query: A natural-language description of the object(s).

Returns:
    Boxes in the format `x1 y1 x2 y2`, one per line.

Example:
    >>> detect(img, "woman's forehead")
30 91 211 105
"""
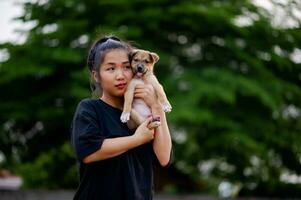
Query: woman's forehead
103 49 129 63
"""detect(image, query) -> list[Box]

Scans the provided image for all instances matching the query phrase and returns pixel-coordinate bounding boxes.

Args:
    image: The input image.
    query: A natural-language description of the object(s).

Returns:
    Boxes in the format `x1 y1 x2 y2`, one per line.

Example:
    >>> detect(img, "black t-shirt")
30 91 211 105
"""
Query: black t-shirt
71 99 155 200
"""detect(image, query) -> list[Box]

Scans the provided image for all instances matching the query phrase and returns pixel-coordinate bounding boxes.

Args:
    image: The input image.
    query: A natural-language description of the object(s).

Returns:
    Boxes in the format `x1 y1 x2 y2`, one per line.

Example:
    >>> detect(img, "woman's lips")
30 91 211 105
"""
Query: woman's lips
115 83 126 89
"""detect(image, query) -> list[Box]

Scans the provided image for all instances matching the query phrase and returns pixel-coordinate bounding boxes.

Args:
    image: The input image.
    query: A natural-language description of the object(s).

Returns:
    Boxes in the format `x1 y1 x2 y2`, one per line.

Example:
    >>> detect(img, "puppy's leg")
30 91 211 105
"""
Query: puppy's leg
147 75 172 112
147 116 161 129
127 119 138 130
128 109 143 129
128 110 161 130
131 109 144 124
120 81 137 123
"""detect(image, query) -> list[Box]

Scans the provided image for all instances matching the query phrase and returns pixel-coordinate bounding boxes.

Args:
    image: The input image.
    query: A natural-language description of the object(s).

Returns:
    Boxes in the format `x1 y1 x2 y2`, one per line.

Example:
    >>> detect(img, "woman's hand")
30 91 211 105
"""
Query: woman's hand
133 117 154 145
134 84 159 108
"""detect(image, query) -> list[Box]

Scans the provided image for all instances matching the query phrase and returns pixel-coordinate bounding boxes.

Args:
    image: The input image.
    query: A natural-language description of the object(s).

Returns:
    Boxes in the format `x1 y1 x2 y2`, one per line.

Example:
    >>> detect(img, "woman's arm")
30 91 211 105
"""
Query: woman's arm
134 84 172 167
83 118 154 163
151 103 172 166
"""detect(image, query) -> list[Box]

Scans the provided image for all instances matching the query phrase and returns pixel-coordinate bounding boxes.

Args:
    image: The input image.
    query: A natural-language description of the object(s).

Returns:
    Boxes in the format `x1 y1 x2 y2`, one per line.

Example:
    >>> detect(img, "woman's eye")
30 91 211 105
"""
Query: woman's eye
125 65 131 69
107 67 114 71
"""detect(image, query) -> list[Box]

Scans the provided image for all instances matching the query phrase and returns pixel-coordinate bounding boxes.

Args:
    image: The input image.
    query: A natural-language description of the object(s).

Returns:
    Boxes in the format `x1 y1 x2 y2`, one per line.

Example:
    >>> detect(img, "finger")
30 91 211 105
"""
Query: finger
134 89 146 94
148 130 155 137
134 91 146 97
134 95 143 99
134 94 143 99
135 84 145 89
134 88 145 93
145 87 155 95
135 88 152 96
143 116 153 124
134 91 139 96
145 84 154 91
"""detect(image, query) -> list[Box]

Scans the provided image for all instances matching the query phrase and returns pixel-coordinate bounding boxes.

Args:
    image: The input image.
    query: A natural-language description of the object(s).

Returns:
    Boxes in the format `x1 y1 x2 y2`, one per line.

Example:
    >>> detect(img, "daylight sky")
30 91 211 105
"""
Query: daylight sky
0 0 24 43
1 0 299 43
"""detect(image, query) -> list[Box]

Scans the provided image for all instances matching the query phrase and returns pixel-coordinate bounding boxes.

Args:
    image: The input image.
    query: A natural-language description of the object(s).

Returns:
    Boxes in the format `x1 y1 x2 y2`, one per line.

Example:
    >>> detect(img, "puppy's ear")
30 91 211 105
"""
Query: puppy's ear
150 52 159 63
130 49 139 60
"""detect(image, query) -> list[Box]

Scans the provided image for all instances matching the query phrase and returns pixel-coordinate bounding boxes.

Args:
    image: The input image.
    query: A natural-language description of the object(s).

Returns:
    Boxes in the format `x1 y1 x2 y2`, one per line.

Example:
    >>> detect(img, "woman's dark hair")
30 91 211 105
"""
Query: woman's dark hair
87 35 133 97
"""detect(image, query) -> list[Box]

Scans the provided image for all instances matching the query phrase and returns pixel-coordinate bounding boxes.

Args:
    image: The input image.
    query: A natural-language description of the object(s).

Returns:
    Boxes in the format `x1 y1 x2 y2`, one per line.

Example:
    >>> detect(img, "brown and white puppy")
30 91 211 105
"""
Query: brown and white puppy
120 49 172 129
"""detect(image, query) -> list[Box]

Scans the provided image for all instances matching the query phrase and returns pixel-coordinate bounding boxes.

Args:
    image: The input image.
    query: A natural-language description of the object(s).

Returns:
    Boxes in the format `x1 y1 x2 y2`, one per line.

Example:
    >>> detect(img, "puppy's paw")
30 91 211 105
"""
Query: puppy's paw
162 103 172 113
147 117 161 129
148 121 161 129
120 112 131 123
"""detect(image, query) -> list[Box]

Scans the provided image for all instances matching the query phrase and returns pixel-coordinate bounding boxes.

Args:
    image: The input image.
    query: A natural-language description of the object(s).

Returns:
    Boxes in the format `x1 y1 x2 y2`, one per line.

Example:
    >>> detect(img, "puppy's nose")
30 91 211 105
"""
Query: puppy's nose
137 64 144 72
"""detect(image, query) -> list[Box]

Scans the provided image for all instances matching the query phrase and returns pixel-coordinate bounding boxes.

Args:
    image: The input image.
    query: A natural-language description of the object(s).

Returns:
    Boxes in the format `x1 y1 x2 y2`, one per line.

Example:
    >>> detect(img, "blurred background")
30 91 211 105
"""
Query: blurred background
0 0 301 198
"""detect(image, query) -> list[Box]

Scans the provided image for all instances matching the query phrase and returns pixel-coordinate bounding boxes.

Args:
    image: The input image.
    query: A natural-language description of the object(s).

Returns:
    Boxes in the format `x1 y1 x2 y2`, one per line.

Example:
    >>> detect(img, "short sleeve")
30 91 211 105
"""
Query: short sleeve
71 100 105 161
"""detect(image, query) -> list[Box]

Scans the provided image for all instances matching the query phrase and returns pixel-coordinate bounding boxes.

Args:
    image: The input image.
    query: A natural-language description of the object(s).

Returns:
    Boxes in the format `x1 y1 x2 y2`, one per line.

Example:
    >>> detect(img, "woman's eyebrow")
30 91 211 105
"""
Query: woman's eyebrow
105 61 130 65
105 62 115 66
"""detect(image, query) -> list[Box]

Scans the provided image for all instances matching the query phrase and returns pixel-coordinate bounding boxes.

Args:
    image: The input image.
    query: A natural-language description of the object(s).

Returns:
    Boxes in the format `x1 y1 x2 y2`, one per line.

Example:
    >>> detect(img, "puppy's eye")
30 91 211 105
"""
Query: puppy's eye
133 59 139 62
144 60 150 64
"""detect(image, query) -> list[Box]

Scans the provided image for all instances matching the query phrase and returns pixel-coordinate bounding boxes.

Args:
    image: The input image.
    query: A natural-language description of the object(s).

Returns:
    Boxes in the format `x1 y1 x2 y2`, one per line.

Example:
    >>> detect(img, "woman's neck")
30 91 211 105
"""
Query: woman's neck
100 95 124 110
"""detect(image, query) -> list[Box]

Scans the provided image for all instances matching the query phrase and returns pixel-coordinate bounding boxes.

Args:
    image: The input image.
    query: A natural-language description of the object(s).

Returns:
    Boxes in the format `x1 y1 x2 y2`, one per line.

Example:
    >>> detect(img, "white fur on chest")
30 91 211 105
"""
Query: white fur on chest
131 79 152 120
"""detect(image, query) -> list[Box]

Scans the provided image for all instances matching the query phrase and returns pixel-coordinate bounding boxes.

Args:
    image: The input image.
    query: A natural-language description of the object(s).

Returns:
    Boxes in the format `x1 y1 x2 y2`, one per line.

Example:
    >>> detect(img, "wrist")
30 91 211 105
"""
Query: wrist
150 100 161 110
131 133 143 147
151 103 163 114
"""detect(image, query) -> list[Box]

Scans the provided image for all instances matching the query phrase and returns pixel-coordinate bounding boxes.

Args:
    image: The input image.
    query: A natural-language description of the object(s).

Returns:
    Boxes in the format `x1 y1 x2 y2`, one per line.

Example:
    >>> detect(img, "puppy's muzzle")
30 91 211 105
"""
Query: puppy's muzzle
137 64 144 73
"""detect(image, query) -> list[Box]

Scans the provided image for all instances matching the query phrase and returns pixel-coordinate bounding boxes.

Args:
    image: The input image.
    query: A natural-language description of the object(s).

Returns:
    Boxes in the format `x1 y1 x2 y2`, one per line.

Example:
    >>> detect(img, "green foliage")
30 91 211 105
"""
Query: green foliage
0 0 300 197
18 142 77 189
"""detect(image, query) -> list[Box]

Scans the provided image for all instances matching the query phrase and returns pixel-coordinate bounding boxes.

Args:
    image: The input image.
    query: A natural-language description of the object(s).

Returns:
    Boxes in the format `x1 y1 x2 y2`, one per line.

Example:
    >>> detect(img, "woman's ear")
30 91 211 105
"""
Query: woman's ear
92 70 99 82
150 52 159 63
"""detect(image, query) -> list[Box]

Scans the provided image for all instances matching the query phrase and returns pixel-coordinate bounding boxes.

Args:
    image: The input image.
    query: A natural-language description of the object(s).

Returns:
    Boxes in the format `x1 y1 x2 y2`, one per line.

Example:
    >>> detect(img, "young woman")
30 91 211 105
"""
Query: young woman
71 36 172 200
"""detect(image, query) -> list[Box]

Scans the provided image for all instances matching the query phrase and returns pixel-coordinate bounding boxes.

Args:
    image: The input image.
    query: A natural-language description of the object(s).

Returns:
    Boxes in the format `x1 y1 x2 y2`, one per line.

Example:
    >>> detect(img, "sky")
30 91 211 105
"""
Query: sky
0 0 24 43
1 0 299 43
0 0 300 65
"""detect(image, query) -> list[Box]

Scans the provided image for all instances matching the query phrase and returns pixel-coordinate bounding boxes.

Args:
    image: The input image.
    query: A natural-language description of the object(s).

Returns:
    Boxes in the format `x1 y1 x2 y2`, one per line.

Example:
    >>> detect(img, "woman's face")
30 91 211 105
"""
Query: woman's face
94 49 133 99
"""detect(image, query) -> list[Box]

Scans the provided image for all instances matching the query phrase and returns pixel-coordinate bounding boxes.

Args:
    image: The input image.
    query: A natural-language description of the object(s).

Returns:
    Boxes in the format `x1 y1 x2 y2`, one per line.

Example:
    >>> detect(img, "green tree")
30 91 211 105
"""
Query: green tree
0 0 300 197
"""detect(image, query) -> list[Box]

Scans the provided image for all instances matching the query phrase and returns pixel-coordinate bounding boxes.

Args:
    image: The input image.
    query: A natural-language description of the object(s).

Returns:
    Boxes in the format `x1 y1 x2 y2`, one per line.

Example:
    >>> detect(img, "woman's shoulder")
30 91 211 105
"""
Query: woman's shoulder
76 98 100 113
78 98 99 106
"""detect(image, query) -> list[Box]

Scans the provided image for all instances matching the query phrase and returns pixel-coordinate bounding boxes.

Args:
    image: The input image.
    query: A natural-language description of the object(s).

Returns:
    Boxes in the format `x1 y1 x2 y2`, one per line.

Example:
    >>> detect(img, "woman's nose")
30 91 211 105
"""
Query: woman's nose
116 68 125 79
